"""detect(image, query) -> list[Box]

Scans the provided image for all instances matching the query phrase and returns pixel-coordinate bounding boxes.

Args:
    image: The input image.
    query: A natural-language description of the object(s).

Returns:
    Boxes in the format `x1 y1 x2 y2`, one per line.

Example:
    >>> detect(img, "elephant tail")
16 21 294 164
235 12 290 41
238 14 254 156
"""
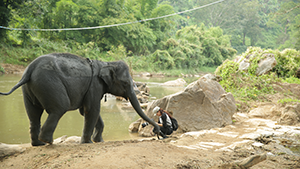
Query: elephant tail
0 67 31 96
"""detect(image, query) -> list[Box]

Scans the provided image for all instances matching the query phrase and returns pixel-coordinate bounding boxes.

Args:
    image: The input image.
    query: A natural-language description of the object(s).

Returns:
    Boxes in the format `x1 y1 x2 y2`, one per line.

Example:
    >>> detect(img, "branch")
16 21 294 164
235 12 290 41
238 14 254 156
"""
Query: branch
274 5 300 16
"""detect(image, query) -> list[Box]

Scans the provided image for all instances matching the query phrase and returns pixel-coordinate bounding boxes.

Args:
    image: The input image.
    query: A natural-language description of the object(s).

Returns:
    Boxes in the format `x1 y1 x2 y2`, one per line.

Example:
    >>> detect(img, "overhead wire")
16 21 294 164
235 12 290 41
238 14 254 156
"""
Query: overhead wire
0 0 225 31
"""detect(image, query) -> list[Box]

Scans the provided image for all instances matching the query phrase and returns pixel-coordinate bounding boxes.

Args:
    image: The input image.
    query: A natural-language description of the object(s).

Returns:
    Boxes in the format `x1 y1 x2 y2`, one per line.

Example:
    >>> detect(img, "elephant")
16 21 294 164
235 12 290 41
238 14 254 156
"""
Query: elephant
0 53 160 146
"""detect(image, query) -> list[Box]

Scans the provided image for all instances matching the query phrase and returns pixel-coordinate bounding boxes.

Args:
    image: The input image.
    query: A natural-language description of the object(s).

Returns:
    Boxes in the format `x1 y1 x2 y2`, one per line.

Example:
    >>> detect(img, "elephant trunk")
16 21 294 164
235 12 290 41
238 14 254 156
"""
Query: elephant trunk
128 89 160 134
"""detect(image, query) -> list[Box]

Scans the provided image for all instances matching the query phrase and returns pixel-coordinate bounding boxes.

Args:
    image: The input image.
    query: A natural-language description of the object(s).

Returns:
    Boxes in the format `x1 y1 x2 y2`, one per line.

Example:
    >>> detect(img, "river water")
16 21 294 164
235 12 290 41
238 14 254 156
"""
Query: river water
0 74 198 144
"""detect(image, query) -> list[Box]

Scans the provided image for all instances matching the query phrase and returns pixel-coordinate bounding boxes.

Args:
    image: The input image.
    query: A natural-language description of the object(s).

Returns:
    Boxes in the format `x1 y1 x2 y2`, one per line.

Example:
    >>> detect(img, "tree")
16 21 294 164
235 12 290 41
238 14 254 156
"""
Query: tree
152 24 236 69
268 1 300 50
0 0 24 42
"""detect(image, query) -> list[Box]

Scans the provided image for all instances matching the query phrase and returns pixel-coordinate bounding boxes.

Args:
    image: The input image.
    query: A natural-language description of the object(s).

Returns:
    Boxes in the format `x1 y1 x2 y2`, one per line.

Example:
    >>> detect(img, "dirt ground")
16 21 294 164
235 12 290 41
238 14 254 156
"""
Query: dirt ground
1 64 300 169
1 122 299 169
0 63 26 74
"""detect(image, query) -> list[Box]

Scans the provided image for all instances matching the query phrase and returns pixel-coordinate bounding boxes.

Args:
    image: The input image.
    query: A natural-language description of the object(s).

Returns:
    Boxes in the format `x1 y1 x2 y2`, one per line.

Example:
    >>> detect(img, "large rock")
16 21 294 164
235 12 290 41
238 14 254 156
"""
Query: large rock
255 54 277 76
236 53 277 76
279 104 300 125
273 82 300 99
131 77 236 136
161 78 187 87
0 143 27 158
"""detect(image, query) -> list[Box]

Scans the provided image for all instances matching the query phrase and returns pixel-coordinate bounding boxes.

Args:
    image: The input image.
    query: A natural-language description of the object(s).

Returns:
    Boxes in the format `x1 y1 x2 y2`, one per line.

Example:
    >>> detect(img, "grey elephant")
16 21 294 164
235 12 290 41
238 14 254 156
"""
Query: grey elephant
0 53 160 146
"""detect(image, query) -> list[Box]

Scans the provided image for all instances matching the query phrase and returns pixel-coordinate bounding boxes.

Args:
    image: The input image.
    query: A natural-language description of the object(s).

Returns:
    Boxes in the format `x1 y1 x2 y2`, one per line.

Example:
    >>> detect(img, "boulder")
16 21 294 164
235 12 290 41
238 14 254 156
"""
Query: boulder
202 73 222 82
161 78 187 87
279 104 300 125
255 54 277 76
248 104 281 120
128 119 142 132
53 136 81 144
239 59 250 71
140 72 151 77
0 143 26 158
236 53 277 76
131 77 236 136
273 82 300 99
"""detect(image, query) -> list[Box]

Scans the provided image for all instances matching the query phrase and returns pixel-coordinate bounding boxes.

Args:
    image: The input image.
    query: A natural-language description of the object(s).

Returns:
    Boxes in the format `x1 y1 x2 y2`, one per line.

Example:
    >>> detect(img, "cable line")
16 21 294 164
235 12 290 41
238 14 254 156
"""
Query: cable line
0 0 225 31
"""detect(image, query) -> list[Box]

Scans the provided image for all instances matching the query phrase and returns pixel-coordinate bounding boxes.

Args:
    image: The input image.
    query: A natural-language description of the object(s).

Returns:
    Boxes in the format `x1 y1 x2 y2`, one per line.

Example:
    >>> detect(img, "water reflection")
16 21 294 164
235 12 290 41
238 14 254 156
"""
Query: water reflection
0 74 198 144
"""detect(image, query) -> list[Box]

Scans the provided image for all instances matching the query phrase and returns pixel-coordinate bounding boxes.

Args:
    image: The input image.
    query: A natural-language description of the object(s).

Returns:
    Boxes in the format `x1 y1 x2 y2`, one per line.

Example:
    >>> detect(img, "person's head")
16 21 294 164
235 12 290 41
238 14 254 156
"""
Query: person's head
153 106 162 116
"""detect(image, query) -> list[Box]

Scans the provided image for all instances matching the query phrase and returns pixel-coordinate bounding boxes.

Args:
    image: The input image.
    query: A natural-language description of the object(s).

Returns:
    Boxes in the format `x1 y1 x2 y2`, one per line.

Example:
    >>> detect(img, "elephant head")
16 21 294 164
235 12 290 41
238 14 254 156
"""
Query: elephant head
98 61 160 134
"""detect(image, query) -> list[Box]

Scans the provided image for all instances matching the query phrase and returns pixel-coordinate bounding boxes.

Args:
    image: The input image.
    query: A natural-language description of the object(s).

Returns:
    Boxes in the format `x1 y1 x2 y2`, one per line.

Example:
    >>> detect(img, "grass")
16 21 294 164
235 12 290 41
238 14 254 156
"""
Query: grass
278 98 300 104
283 76 300 84
0 65 4 73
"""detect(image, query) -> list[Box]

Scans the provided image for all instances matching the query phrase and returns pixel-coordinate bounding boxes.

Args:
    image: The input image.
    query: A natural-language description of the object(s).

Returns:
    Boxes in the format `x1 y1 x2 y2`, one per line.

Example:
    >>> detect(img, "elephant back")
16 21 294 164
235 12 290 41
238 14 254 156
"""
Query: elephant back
37 53 92 78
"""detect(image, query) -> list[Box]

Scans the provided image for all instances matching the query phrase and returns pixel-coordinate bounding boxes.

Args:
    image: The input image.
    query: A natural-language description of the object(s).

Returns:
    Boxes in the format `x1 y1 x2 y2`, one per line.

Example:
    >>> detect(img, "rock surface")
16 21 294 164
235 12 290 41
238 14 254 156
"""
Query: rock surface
131 76 236 136
161 78 187 87
0 143 27 157
236 53 277 75
255 54 277 75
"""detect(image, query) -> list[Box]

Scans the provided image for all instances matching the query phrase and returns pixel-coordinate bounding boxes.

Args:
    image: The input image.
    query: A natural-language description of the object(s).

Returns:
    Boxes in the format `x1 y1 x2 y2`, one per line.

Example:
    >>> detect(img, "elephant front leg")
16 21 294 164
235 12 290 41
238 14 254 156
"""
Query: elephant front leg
81 109 100 143
92 116 104 142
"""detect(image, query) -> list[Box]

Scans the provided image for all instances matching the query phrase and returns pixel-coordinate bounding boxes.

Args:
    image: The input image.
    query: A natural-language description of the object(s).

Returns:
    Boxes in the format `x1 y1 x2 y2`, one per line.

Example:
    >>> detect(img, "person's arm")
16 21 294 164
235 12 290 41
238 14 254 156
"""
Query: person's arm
156 117 163 127
161 113 168 128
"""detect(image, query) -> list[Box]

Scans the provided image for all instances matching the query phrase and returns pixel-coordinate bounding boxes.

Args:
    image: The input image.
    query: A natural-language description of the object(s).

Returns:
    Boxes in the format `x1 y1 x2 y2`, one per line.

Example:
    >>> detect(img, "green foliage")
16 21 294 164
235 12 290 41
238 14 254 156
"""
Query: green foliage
230 47 300 78
273 48 300 78
152 24 236 70
0 65 4 74
106 45 127 61
0 39 105 66
215 60 239 86
0 0 24 41
278 98 300 104
283 76 300 85
151 49 175 69
215 47 300 101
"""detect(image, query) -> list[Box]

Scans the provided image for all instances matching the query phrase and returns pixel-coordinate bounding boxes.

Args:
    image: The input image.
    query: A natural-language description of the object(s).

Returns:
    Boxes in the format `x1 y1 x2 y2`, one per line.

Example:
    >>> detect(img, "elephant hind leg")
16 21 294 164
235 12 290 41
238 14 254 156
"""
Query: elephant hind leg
92 116 104 142
23 96 45 146
39 110 65 144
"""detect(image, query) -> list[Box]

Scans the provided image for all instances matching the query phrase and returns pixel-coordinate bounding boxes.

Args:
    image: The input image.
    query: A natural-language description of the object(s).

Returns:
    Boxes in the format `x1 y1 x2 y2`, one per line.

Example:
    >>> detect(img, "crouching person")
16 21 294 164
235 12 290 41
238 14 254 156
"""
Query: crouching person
152 106 173 139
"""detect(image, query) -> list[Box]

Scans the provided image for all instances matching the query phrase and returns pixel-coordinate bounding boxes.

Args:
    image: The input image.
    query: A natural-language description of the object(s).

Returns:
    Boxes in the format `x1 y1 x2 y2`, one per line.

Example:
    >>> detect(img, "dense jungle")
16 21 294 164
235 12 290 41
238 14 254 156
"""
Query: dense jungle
1 0 300 168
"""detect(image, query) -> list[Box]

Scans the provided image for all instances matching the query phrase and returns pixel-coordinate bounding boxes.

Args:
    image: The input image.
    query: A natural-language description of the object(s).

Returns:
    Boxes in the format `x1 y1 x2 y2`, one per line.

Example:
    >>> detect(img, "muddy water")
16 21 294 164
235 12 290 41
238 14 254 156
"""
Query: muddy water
0 74 197 144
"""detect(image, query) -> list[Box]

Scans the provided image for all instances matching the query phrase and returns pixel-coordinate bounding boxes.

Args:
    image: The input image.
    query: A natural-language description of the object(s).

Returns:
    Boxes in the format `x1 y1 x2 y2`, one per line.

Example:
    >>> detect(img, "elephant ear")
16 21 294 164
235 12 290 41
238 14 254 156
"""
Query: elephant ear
99 66 116 88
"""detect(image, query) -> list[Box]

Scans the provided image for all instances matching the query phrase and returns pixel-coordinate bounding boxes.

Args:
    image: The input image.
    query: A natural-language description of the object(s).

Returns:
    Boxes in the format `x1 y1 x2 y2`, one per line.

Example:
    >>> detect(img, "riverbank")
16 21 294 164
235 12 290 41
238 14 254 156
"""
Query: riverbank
0 63 25 75
1 63 300 168
1 110 299 168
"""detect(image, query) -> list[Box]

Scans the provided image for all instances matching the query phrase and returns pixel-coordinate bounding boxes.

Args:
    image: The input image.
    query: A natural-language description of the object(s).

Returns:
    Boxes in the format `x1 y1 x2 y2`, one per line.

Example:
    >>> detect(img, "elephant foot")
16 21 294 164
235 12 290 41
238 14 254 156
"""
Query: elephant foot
38 134 53 145
92 138 104 143
92 135 104 143
38 138 53 145
80 140 93 144
80 137 93 144
31 140 46 146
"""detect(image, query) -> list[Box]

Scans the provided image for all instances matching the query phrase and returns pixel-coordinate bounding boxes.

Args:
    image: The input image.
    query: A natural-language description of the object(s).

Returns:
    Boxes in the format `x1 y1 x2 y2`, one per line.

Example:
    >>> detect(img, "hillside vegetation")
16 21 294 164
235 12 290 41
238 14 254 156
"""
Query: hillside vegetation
215 47 300 109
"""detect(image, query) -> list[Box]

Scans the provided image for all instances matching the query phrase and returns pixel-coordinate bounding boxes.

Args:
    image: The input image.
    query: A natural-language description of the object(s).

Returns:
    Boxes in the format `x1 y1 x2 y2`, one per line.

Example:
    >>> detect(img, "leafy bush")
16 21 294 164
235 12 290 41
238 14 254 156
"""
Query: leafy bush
0 65 5 73
283 76 300 84
214 47 300 101
278 98 300 104
273 48 300 78
234 47 300 77
151 24 236 70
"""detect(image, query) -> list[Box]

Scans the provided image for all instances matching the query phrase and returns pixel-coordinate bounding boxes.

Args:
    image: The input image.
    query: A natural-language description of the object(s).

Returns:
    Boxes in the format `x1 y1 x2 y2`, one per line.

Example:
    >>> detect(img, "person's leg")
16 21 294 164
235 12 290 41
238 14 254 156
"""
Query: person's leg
159 127 169 139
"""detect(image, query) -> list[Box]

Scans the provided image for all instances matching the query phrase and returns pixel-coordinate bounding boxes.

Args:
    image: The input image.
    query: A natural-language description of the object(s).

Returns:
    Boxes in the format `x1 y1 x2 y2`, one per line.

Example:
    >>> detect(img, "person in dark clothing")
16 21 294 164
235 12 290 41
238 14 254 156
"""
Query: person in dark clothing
153 106 173 138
